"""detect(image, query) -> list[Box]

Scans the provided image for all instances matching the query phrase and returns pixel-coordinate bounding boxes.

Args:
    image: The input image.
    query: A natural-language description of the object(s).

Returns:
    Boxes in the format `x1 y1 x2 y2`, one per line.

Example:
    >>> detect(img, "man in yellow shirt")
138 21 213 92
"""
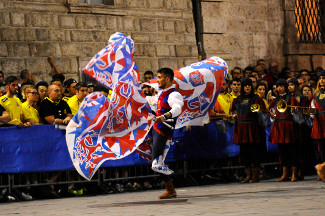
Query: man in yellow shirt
68 82 88 115
63 78 77 102
217 79 233 114
0 76 30 127
21 87 41 125
229 78 241 99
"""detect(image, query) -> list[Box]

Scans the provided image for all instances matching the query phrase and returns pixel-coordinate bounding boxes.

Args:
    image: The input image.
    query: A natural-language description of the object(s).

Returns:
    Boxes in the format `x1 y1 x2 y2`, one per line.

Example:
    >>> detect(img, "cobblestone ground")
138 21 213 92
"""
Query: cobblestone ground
1 176 325 216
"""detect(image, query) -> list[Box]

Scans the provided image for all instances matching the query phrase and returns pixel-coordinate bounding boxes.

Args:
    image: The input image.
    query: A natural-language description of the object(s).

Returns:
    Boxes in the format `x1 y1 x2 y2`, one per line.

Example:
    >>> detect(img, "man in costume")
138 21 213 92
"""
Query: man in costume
146 67 184 199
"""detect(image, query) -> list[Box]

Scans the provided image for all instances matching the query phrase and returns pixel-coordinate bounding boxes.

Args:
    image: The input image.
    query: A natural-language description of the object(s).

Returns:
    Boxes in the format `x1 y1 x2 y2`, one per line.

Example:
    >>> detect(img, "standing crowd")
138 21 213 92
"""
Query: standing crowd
0 59 324 201
210 59 325 183
0 71 113 128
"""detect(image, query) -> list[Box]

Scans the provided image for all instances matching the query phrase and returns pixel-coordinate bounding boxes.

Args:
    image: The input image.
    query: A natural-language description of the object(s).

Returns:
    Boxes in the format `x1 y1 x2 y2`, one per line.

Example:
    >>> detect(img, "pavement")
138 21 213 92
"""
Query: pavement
1 175 325 216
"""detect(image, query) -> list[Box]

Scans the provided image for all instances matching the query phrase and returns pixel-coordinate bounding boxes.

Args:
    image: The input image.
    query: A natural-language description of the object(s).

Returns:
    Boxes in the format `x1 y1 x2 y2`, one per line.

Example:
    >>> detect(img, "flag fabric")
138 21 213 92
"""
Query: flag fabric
66 33 153 180
147 56 228 129
66 32 228 180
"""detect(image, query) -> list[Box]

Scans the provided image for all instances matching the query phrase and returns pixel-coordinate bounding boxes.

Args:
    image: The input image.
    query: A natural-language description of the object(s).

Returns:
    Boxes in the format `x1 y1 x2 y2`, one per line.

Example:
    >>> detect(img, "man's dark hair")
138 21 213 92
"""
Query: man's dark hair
75 82 87 91
281 66 290 73
157 68 174 81
51 78 63 84
35 81 48 90
20 69 30 80
52 74 65 83
0 71 4 77
5 76 18 85
21 82 34 88
244 66 254 73
257 59 265 64
231 67 242 75
94 84 109 93
144 71 154 76
229 78 241 85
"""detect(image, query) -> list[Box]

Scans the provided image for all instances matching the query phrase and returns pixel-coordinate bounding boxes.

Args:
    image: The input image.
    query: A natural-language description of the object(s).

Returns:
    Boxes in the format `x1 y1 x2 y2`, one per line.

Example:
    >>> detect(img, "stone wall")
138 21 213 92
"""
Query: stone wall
1 0 324 83
200 0 285 71
0 0 198 82
200 0 325 72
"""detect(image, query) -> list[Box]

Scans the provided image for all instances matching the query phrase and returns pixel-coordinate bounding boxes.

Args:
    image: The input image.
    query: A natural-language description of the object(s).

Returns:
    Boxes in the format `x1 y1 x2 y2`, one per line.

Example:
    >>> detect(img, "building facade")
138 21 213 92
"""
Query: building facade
0 0 324 82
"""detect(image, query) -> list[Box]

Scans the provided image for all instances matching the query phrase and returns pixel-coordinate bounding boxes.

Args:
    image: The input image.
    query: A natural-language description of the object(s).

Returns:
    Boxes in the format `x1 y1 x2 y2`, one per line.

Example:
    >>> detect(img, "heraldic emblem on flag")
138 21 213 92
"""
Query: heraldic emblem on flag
66 32 228 180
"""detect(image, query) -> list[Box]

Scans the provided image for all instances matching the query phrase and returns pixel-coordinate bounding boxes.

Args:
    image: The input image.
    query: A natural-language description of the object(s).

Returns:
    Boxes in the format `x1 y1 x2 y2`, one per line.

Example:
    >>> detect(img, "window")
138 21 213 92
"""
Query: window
295 0 322 43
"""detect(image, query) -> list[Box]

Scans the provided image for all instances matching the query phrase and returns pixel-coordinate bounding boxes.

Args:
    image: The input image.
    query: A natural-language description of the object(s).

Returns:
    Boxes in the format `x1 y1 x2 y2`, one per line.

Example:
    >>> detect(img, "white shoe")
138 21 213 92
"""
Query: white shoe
151 164 174 175
7 195 16 201
21 192 33 201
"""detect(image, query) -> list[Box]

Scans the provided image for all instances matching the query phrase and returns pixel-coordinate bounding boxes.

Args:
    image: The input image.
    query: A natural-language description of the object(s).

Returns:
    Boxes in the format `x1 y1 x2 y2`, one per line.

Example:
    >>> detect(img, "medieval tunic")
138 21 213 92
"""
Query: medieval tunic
311 89 325 140
146 85 183 160
231 93 266 144
269 94 299 144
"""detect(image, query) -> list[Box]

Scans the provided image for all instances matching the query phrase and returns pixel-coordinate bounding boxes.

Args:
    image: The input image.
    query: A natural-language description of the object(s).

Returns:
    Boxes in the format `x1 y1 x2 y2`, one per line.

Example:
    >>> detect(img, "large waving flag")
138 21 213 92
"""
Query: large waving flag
66 32 228 180
66 33 153 180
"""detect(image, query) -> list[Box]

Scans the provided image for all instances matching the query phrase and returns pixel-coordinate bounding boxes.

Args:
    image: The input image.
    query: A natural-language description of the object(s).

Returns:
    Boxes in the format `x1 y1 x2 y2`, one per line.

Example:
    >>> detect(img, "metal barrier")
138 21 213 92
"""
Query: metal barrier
1 157 280 198
0 124 281 199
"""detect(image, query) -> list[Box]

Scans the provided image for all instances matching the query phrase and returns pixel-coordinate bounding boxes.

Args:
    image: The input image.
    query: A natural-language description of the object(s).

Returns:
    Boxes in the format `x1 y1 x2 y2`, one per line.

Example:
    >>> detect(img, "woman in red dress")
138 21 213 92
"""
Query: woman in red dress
269 79 299 182
230 78 266 183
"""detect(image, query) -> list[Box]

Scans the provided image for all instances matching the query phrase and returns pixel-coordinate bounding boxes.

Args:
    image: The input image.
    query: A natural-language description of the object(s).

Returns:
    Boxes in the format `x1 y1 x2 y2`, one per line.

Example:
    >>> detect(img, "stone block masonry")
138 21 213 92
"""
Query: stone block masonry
0 0 198 83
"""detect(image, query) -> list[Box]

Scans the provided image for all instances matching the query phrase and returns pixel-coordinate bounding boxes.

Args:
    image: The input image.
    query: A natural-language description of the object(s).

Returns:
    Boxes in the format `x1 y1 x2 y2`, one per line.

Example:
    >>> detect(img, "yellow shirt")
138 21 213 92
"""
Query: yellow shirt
67 95 81 115
62 95 71 103
21 101 40 123
217 92 233 114
0 95 23 124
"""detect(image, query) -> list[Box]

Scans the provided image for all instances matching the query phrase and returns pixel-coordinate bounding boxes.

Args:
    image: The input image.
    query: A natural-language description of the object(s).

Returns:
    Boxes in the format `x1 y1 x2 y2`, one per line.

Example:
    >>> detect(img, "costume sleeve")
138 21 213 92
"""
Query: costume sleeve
167 92 184 118
230 98 236 113
291 96 299 106
146 95 159 106
213 100 225 114
256 97 266 111
310 98 316 119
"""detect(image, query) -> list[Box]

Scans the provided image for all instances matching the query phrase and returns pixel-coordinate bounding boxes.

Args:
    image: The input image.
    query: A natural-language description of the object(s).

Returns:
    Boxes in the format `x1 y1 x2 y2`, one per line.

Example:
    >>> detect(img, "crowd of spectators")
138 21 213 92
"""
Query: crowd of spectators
0 70 152 201
210 59 324 184
0 60 324 201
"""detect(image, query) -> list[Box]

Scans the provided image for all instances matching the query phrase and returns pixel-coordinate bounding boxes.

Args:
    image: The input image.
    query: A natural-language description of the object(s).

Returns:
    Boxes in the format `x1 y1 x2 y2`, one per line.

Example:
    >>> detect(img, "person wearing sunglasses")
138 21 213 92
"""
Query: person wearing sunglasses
21 87 41 125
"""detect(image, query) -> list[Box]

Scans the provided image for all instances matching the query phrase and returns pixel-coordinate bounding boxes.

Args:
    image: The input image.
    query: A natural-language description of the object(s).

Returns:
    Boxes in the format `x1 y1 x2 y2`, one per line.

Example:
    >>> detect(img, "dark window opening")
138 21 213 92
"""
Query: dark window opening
295 0 323 43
